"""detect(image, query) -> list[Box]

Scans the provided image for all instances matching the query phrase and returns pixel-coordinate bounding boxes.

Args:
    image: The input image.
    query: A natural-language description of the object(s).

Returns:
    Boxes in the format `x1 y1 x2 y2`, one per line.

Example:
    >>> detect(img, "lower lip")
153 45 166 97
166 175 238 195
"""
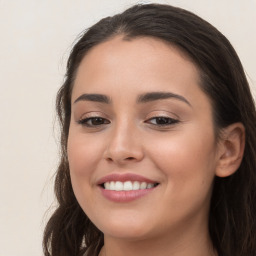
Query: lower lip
99 186 157 202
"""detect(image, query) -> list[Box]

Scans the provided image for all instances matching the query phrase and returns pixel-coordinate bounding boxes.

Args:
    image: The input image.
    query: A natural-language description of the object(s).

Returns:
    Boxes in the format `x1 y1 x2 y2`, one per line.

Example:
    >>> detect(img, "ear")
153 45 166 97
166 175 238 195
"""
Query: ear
215 122 245 178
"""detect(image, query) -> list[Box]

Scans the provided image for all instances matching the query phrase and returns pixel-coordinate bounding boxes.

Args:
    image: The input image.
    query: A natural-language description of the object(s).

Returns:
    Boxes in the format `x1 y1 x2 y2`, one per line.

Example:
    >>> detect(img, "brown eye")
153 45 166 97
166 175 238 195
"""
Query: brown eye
78 117 110 127
146 116 179 126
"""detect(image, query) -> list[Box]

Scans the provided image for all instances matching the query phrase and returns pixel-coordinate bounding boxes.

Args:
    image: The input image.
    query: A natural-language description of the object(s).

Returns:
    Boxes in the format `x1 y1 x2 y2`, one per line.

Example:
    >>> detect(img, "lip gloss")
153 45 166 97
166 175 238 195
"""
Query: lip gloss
99 186 156 202
97 173 159 203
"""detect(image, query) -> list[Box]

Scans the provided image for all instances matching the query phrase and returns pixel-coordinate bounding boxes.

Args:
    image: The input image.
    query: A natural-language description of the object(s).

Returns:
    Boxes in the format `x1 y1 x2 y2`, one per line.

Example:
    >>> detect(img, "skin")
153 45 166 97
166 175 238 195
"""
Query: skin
67 36 225 256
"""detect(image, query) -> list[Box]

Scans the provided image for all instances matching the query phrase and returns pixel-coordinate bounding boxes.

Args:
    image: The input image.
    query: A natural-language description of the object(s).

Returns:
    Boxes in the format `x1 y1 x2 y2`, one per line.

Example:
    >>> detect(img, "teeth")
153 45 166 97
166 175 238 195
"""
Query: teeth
115 181 123 191
133 181 140 190
140 182 147 189
103 181 157 191
105 182 110 190
123 181 133 191
147 183 154 189
109 181 115 190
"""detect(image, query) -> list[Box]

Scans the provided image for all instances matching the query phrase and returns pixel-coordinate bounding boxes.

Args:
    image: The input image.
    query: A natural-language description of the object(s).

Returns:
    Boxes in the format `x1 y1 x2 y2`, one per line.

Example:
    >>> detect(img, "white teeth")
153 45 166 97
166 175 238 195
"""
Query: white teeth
105 182 110 190
103 181 156 191
123 181 133 191
133 181 140 190
109 181 115 190
140 182 147 189
115 181 123 191
147 183 154 189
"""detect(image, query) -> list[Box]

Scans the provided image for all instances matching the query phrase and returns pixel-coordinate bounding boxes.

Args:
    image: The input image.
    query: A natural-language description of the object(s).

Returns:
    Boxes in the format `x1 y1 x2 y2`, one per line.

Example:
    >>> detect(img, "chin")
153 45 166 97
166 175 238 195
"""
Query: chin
95 216 154 240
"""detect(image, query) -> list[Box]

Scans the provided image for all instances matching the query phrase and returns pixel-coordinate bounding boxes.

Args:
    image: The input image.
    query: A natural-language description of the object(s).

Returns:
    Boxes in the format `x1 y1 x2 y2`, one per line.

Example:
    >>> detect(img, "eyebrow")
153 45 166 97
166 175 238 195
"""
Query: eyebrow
137 92 191 106
74 94 111 104
73 91 191 107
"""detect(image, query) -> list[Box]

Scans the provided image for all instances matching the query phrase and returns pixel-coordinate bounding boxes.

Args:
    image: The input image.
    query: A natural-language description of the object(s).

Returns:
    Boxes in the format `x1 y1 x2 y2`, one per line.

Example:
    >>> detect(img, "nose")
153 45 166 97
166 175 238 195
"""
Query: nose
103 121 144 165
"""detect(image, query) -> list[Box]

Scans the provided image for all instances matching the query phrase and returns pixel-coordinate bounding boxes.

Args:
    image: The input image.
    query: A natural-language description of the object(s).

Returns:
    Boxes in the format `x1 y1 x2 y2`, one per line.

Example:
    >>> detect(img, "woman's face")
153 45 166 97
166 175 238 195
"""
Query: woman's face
68 36 220 240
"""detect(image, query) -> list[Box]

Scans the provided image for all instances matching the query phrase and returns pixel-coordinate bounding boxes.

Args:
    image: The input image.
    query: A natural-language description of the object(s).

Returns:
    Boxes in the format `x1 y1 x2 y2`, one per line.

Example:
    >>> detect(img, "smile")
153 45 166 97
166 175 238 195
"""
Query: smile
97 173 160 202
103 181 158 191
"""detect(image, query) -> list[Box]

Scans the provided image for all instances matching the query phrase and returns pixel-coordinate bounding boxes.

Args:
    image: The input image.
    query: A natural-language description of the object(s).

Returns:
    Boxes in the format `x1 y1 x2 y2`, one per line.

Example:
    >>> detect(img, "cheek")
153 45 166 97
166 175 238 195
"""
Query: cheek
149 130 216 171
147 129 217 206
67 133 103 206
67 133 102 177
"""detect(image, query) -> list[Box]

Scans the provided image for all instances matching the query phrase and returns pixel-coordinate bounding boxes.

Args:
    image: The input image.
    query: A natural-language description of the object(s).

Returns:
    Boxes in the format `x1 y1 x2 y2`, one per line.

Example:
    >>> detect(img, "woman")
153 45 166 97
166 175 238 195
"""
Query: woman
43 3 256 256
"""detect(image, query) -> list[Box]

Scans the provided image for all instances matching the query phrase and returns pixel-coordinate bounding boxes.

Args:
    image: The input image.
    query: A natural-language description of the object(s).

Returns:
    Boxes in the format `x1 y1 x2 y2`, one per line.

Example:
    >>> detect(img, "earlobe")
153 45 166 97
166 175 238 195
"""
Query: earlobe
215 122 245 178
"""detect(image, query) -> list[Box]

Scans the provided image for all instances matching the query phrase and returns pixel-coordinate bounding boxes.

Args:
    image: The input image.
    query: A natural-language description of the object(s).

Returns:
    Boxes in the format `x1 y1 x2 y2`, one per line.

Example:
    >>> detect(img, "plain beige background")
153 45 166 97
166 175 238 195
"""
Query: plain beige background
0 0 255 255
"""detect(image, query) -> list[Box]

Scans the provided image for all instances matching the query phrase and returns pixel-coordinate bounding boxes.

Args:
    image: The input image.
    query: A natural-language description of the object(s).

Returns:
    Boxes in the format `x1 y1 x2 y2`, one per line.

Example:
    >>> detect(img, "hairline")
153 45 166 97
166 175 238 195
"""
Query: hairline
68 33 221 141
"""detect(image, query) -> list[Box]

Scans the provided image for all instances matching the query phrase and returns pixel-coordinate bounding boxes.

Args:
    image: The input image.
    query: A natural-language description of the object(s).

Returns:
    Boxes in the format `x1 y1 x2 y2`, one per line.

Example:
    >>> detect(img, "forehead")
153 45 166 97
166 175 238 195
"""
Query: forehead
73 36 201 96
78 35 197 73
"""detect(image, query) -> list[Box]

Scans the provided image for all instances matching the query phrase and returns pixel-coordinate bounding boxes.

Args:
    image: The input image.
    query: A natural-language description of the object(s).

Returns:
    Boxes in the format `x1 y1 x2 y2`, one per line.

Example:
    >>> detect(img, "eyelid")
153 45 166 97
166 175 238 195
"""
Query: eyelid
144 111 181 128
76 111 111 126
77 111 109 120
145 110 179 120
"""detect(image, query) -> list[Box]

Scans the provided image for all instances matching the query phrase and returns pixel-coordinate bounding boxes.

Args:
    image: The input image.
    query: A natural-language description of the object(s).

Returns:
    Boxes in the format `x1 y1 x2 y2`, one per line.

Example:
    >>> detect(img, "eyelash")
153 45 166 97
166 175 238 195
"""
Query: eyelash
77 117 110 127
77 116 179 128
145 116 180 126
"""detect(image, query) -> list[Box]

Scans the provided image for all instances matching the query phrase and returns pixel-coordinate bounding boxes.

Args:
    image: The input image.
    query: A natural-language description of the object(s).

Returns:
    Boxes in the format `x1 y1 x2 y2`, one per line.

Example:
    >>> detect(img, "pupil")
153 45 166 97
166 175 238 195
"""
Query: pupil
92 118 103 125
157 117 169 124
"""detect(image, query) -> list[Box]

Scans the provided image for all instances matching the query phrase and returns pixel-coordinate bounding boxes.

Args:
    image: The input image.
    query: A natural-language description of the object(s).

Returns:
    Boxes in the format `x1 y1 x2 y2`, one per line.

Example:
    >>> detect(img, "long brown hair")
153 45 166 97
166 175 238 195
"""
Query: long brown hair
43 4 256 256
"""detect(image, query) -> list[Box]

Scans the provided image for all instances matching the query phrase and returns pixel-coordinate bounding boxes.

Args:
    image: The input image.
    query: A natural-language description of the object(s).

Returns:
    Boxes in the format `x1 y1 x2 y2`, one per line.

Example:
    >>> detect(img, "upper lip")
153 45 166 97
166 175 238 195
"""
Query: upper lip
97 173 158 185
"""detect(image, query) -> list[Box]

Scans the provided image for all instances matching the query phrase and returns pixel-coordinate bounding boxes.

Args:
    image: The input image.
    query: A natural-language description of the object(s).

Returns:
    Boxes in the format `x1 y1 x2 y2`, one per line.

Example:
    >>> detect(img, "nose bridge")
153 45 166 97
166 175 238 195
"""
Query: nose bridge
104 117 143 163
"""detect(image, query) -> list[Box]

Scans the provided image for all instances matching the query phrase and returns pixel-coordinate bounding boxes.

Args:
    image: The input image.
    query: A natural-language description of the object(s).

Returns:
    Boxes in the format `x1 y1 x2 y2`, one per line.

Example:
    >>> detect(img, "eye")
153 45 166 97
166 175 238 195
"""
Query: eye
78 117 110 127
145 116 179 126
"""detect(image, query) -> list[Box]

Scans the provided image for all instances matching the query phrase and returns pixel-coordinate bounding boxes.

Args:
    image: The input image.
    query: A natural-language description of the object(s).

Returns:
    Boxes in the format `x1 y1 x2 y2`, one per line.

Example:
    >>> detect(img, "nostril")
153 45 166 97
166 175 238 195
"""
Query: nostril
125 157 135 160
106 157 113 162
105 156 136 164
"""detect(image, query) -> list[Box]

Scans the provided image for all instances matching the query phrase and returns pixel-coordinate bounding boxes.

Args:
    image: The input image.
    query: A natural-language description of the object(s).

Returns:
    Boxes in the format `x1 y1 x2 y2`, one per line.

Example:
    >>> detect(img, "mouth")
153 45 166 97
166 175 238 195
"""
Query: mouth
100 181 159 191
97 173 160 202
